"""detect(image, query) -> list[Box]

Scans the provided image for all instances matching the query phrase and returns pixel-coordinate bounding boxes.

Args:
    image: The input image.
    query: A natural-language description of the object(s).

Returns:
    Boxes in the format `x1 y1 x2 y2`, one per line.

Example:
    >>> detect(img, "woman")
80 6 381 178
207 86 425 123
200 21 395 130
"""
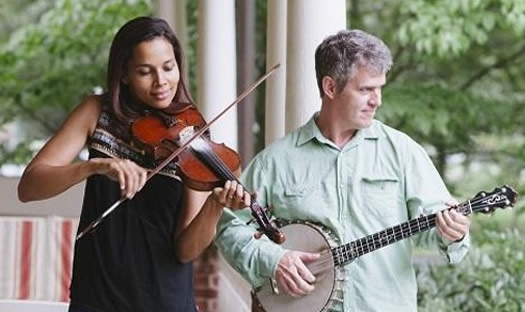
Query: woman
17 16 248 312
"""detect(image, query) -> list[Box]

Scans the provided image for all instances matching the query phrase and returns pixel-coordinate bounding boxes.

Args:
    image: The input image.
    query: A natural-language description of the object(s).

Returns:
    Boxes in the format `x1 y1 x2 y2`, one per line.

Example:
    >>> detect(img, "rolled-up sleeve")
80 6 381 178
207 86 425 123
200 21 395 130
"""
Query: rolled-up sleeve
403 138 470 263
438 232 470 263
214 157 286 287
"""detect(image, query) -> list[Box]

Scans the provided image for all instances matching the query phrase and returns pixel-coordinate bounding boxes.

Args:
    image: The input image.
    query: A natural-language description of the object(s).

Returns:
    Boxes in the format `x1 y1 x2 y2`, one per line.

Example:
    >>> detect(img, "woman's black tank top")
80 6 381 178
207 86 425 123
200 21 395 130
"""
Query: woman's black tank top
69 108 196 312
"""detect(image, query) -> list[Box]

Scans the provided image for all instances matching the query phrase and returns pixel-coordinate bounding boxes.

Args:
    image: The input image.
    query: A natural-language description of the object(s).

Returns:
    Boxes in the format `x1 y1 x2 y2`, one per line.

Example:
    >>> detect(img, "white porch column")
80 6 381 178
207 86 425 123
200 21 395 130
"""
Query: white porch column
174 0 189 56
264 0 287 145
155 0 188 75
155 0 176 29
173 1 188 46
285 0 346 133
197 0 238 149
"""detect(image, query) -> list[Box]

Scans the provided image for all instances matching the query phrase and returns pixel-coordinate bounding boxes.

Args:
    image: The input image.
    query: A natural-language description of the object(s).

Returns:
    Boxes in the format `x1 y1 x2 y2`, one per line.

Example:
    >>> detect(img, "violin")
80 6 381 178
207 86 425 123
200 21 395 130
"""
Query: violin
76 63 283 243
130 106 285 244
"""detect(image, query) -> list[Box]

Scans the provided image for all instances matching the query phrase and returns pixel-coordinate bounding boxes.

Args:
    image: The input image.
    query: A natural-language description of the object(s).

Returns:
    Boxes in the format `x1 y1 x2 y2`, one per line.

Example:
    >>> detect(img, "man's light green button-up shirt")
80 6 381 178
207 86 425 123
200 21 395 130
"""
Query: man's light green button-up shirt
215 115 469 312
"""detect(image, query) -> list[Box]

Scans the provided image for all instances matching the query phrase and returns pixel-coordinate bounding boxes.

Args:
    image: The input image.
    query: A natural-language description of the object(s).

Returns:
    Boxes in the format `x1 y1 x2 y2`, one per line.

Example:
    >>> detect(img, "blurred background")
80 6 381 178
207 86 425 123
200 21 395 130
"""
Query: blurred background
0 0 524 311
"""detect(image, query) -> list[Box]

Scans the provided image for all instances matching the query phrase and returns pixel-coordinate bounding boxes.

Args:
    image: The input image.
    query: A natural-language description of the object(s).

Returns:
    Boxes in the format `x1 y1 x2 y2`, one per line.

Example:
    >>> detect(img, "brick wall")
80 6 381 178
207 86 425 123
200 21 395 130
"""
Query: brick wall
193 245 219 312
194 245 251 312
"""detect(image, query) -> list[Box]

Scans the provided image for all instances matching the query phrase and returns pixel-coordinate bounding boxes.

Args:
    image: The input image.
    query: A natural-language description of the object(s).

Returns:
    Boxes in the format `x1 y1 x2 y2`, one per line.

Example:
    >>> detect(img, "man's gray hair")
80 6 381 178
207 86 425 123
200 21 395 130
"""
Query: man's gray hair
315 29 393 97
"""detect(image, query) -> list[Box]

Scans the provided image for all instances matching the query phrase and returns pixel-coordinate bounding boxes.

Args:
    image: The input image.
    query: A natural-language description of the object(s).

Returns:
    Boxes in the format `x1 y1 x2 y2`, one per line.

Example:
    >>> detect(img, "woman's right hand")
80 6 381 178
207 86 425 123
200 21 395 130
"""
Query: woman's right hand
90 158 148 199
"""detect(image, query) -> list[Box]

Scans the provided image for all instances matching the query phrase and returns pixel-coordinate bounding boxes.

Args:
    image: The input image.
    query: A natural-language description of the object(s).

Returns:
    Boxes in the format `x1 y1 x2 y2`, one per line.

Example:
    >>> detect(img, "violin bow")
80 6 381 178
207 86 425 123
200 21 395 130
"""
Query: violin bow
76 63 281 240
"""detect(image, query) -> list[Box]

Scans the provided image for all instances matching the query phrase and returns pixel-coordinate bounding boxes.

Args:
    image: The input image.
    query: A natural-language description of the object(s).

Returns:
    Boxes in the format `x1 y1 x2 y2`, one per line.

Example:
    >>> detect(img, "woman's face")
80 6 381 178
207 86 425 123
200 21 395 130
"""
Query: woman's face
124 37 180 110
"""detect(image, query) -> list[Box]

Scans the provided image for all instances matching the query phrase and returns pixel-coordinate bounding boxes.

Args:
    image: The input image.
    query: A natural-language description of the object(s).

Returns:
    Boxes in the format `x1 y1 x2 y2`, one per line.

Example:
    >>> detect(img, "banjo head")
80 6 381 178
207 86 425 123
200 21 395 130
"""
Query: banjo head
255 222 340 312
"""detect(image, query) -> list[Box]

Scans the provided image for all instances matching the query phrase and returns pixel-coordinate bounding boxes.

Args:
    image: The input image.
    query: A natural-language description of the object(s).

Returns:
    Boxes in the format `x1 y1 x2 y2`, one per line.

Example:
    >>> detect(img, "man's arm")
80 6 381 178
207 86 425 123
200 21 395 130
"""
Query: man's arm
214 156 287 286
404 140 471 263
215 208 287 286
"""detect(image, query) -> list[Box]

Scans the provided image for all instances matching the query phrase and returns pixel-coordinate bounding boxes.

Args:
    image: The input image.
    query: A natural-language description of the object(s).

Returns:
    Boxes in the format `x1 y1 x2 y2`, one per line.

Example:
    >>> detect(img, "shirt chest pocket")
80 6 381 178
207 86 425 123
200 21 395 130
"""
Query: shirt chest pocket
282 185 313 209
361 176 400 217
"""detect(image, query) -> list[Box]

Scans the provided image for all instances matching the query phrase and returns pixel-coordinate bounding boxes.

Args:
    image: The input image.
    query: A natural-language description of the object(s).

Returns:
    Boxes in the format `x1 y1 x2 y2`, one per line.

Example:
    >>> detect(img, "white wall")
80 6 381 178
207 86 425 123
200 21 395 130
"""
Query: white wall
217 256 251 312
0 177 82 217
0 300 68 312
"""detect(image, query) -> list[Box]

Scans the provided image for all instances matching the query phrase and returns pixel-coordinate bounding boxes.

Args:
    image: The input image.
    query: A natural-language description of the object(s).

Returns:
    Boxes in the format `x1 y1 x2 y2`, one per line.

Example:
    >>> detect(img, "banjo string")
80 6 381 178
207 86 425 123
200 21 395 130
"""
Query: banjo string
283 196 502 271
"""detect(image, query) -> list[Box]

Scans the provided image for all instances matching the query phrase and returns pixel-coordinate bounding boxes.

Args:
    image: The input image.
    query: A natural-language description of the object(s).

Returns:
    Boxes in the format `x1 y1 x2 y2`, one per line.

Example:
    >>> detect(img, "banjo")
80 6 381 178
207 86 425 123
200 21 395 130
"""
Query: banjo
254 185 518 312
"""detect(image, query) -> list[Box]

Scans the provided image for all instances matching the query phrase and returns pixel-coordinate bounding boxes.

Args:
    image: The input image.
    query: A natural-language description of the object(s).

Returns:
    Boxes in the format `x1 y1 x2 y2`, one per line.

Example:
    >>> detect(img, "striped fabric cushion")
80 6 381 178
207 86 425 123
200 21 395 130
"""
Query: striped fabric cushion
0 216 78 302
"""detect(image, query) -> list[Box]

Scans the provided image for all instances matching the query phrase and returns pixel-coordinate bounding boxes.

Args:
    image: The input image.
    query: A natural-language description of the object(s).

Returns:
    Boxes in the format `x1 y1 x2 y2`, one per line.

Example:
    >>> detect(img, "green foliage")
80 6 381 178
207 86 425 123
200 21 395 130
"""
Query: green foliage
379 83 510 148
397 0 525 58
0 0 52 42
350 1 525 206
0 0 151 137
254 0 269 153
185 0 198 98
418 229 525 311
377 81 524 179
0 142 33 166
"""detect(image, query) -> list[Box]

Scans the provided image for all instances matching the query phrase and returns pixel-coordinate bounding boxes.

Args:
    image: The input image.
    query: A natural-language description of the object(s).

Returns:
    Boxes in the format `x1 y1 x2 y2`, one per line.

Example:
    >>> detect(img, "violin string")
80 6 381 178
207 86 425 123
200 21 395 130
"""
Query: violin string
190 138 235 181
190 138 277 229
202 140 236 180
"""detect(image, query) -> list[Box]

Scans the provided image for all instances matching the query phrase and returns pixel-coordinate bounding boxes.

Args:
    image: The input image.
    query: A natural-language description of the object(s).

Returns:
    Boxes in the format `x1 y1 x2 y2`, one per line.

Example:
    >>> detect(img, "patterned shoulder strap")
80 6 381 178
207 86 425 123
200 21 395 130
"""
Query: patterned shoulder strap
89 106 180 180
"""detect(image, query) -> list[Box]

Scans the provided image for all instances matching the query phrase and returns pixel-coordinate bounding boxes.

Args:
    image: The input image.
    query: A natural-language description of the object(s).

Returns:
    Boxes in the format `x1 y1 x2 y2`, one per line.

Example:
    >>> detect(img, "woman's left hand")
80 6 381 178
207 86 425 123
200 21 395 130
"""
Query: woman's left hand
211 180 251 210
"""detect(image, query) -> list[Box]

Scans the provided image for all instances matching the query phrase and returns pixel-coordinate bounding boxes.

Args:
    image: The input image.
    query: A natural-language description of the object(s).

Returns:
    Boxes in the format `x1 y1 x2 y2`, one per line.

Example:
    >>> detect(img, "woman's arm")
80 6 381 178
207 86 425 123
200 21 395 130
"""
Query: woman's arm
18 95 102 202
18 95 148 202
174 181 250 263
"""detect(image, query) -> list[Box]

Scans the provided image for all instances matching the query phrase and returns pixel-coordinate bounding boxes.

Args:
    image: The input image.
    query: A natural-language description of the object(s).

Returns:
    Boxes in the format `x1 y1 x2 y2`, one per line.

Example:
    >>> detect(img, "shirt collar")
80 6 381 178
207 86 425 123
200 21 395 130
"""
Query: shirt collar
296 112 380 148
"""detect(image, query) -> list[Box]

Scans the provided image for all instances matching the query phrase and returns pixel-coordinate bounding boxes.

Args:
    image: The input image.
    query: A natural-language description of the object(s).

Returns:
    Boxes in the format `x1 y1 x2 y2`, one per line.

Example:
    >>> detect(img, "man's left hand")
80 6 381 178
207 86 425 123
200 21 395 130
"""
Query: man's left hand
436 208 471 243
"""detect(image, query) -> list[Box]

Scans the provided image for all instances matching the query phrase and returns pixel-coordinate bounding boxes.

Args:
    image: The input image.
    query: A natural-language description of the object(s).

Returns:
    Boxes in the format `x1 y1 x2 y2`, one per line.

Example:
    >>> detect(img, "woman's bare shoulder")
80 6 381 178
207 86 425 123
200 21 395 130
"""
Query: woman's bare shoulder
72 94 106 135
77 94 104 115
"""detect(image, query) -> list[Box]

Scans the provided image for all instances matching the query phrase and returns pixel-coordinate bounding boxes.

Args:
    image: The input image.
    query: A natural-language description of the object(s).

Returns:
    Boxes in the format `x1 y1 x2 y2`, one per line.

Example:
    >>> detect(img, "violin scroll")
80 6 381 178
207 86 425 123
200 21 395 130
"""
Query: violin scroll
265 226 286 244
250 202 285 244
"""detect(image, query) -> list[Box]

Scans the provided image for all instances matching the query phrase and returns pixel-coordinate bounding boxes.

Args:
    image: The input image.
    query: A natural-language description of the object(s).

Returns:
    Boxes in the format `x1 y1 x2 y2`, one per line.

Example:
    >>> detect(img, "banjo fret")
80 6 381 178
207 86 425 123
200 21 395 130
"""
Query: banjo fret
334 214 439 266
328 191 513 267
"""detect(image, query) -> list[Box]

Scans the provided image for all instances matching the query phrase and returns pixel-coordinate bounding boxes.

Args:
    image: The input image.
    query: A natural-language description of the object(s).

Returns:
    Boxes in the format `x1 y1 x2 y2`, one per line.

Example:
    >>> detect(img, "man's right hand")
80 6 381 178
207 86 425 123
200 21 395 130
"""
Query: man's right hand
275 250 320 297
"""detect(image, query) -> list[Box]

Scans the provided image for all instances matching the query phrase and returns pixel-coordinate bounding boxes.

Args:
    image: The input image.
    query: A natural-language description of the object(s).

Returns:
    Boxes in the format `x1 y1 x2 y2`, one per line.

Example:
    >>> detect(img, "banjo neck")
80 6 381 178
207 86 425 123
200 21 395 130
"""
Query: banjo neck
331 185 516 267
331 212 438 266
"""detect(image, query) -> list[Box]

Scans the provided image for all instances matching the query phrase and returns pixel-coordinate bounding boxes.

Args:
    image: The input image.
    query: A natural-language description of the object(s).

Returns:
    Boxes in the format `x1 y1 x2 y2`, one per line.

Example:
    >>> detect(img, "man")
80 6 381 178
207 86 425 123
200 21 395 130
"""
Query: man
215 29 471 311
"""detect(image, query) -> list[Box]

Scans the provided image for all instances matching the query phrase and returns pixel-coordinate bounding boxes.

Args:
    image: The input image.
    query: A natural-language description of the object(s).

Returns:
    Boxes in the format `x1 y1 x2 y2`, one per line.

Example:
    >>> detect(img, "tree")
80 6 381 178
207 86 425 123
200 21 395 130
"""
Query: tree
347 0 525 202
0 0 151 164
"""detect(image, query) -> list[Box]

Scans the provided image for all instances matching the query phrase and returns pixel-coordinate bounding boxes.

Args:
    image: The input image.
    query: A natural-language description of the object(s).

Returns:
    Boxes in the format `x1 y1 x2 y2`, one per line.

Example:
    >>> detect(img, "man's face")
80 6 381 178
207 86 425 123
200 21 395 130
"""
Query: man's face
333 66 386 129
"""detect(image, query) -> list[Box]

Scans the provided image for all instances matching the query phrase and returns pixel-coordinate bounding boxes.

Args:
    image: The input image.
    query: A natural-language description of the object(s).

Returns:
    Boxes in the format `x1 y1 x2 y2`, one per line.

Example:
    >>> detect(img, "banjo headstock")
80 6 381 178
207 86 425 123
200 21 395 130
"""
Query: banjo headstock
457 185 518 215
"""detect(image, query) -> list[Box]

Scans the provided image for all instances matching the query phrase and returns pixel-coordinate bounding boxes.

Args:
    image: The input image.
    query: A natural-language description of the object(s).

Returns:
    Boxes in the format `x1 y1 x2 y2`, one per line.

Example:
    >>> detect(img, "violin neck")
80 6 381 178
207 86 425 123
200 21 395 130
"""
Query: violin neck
190 137 286 244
